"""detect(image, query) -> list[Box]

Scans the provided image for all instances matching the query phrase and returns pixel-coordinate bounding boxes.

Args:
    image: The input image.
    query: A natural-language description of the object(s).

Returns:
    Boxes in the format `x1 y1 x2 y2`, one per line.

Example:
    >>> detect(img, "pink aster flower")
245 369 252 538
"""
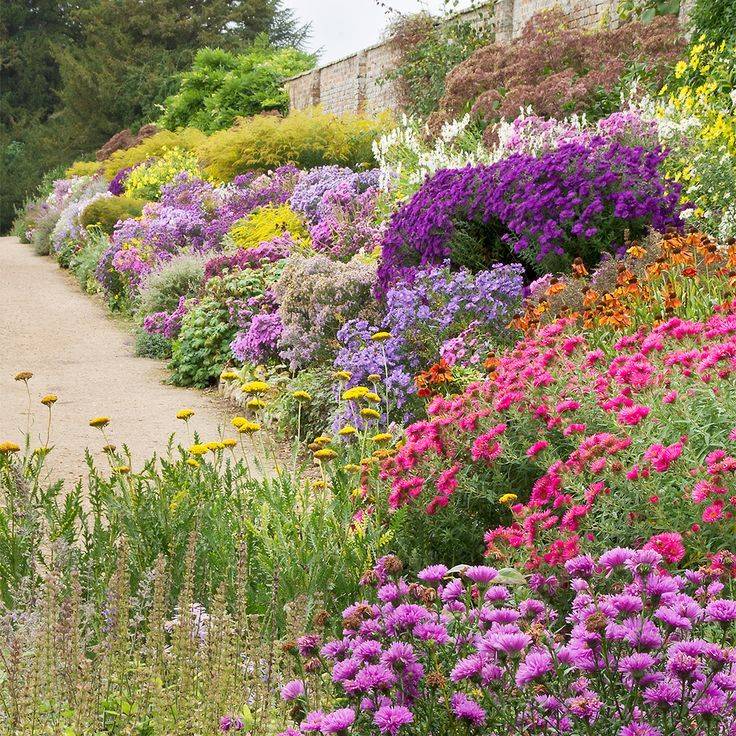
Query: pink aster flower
643 532 685 564
373 705 414 734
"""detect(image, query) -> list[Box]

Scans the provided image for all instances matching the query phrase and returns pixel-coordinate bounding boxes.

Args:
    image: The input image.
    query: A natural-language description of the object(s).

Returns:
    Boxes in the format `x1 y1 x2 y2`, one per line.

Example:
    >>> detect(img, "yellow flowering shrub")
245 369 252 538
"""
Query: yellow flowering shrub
651 37 736 238
123 147 202 201
66 160 103 178
200 108 391 182
227 204 310 250
102 128 208 179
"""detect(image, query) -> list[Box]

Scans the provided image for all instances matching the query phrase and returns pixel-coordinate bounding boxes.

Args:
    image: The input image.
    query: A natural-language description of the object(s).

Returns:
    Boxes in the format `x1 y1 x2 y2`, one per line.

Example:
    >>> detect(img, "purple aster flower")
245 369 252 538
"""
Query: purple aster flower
516 649 554 687
349 664 396 693
619 723 663 736
643 678 683 707
297 634 321 657
413 620 450 644
463 565 498 584
705 599 736 624
280 679 305 702
440 579 465 603
320 708 355 734
619 653 657 680
598 548 635 571
219 715 245 731
373 705 414 735
417 564 448 584
451 693 486 726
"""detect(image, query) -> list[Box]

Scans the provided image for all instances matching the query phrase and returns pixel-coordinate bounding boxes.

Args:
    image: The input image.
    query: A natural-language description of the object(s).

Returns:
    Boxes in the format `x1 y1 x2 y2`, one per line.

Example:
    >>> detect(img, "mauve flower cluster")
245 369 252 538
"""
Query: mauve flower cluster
335 263 524 415
279 552 736 736
142 295 192 339
230 312 283 364
379 303 736 568
203 234 294 282
108 165 135 195
376 139 682 295
290 166 380 222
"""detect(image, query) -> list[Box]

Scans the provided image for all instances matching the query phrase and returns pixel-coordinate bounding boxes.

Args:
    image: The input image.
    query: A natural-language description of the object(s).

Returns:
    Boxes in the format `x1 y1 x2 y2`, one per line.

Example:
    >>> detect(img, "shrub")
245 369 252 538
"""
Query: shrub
200 109 390 182
228 204 310 250
377 305 736 571
275 254 377 371
430 9 684 140
280 552 736 736
79 195 148 233
691 0 736 43
69 226 110 293
376 139 682 294
134 327 172 359
159 42 314 132
137 253 208 317
124 147 202 200
102 128 208 179
65 159 103 177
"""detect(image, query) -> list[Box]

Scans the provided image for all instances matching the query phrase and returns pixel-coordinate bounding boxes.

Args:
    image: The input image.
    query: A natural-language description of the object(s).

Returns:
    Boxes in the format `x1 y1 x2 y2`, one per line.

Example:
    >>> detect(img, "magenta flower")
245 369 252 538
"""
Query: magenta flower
373 704 414 734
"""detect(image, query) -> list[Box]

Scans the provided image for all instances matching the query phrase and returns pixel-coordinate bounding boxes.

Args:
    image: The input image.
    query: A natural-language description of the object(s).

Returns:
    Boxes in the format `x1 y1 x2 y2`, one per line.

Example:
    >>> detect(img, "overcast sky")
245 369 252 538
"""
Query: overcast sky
288 0 448 63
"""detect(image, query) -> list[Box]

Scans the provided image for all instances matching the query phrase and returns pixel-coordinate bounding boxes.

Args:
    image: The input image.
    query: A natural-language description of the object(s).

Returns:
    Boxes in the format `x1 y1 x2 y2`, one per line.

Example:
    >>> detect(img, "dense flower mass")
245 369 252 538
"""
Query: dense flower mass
280 553 736 735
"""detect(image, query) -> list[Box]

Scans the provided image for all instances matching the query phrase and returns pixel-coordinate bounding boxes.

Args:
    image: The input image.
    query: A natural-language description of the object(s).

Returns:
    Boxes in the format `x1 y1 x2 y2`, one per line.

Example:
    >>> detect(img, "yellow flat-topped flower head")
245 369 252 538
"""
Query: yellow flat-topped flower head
292 390 312 402
231 416 248 429
499 493 518 505
14 371 33 382
176 408 194 421
313 435 332 447
241 380 270 395
246 398 266 410
371 432 392 444
311 480 327 490
360 408 381 420
189 443 209 456
220 371 240 381
41 394 58 406
364 392 381 404
89 416 110 429
113 465 131 475
103 444 116 454
333 370 352 381
186 458 200 468
313 448 337 461
342 386 371 401
367 374 381 383
343 463 361 473
338 425 358 437
223 438 237 448
237 420 261 434
0 441 21 454
370 331 392 342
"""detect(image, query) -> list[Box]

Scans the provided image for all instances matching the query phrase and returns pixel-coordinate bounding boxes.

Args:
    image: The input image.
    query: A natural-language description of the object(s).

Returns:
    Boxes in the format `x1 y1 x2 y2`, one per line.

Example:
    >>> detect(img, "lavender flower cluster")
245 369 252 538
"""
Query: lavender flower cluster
279 551 736 736
376 138 683 295
291 166 380 222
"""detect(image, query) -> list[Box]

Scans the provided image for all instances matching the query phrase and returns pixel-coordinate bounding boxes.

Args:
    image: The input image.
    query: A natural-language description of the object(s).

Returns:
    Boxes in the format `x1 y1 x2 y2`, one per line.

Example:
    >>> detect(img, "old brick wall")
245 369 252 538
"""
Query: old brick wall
285 0 688 116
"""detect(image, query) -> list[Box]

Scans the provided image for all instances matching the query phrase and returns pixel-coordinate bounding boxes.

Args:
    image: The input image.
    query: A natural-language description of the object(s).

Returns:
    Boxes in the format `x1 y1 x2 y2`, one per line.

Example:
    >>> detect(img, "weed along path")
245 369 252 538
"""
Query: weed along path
0 236 262 484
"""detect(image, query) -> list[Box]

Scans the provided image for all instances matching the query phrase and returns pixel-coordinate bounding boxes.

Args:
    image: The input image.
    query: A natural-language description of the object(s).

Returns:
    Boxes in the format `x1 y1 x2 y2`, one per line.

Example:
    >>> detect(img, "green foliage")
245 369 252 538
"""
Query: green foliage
384 0 494 118
134 327 173 358
65 159 103 177
273 370 339 442
201 108 390 181
691 0 736 43
137 254 207 317
69 226 109 292
228 204 310 249
159 40 315 132
616 0 680 23
79 195 148 233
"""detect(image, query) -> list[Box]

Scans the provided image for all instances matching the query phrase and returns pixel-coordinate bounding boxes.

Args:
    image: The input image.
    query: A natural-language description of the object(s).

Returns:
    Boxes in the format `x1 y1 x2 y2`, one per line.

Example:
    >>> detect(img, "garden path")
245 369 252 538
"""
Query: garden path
0 236 263 484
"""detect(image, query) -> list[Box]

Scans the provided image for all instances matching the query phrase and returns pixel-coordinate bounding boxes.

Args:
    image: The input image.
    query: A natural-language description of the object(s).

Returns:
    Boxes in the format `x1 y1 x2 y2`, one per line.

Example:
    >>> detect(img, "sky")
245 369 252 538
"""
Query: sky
287 0 448 64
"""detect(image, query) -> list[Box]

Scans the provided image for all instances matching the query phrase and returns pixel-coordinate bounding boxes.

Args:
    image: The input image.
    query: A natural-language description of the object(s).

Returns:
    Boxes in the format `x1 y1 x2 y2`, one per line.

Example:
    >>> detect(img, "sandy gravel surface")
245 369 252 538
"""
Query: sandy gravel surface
0 236 254 484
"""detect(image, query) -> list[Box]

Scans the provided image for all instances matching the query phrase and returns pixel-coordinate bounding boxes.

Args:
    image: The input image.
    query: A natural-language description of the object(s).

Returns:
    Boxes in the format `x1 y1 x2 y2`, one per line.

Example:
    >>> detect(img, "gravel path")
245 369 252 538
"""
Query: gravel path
0 236 257 484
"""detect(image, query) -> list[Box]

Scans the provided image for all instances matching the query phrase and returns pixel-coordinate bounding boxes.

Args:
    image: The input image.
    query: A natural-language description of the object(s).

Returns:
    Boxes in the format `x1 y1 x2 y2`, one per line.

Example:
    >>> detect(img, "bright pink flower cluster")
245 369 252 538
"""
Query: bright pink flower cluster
379 303 736 569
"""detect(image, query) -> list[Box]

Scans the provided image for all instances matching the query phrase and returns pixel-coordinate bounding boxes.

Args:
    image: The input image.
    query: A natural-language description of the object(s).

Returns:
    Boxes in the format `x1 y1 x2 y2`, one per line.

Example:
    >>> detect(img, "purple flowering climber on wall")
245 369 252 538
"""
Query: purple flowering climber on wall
376 138 683 296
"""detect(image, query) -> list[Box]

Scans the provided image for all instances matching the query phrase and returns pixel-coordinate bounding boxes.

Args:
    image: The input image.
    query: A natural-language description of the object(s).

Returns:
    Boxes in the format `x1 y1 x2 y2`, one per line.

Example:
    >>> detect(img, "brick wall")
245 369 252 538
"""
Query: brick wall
286 0 689 117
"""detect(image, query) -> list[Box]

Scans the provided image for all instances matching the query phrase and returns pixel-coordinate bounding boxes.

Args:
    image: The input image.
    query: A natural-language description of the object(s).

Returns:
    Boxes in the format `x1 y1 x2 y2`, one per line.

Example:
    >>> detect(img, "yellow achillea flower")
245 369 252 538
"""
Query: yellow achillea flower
89 416 110 429
114 465 131 474
205 441 224 452
370 331 392 342
338 425 358 436
342 386 371 401
220 371 240 381
371 433 392 444
360 408 381 420
231 416 248 429
14 371 33 382
247 398 266 410
189 443 209 456
364 392 381 404
0 441 21 454
186 458 200 468
40 394 58 406
499 493 518 504
372 449 394 459
360 456 378 467
313 435 332 446
311 480 327 490
343 463 361 473
176 408 194 420
314 448 337 461
237 421 261 434
103 444 116 453
333 370 352 381
242 380 270 394
33 446 51 458
223 438 237 448
367 374 381 383
292 390 312 402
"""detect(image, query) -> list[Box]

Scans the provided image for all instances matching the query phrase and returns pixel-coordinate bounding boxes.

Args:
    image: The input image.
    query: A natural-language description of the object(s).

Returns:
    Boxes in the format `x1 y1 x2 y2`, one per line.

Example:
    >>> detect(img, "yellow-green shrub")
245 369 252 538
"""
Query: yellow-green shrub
102 128 208 179
80 196 149 234
200 108 391 182
66 160 103 177
228 204 309 249
123 148 202 200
